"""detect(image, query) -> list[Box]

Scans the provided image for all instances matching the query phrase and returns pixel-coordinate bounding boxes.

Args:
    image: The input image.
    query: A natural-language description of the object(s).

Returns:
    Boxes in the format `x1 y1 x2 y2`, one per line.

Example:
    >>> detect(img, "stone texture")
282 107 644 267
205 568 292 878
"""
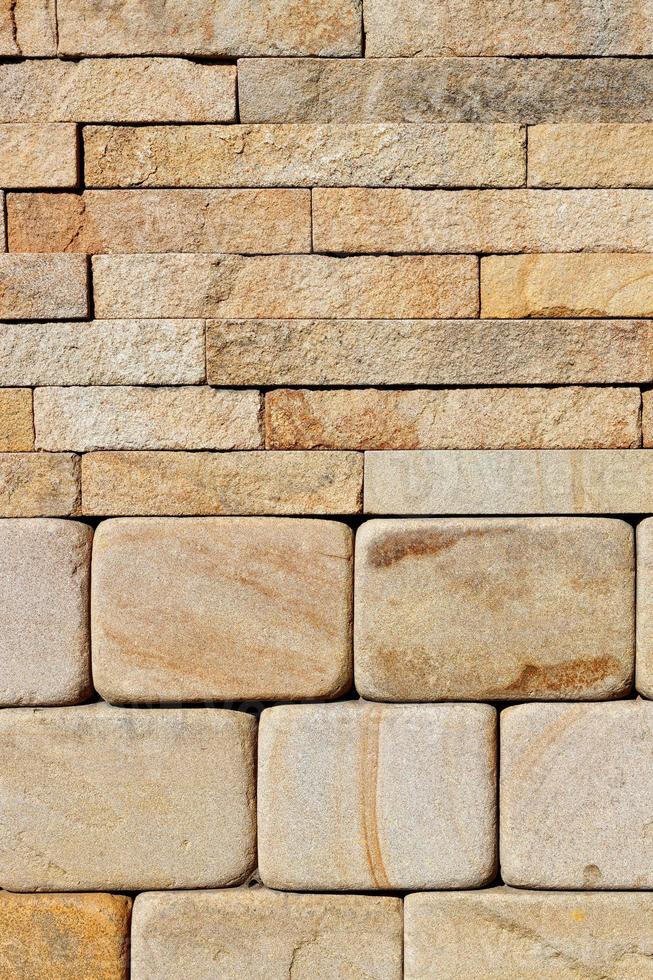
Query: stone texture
92 255 479 320
0 0 55 55
355 518 634 702
635 519 653 698
0 452 79 517
313 188 653 253
482 254 653 318
258 702 497 891
642 391 653 448
8 190 311 254
0 892 130 980
34 386 262 451
0 389 33 451
364 450 653 515
0 124 77 188
58 0 362 56
501 700 653 888
0 255 88 320
92 517 353 703
0 704 256 891
83 123 524 189
82 451 362 516
208 318 653 386
404 889 653 979
131 889 402 980
0 519 92 707
265 387 641 450
529 124 653 188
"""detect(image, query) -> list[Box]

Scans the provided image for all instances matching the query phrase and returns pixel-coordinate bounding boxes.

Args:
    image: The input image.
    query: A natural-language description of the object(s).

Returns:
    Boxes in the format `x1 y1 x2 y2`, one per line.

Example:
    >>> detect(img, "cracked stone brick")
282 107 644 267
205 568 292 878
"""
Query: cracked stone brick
0 389 33 451
0 125 77 188
0 0 55 55
529 124 653 187
0 255 88 320
0 452 79 517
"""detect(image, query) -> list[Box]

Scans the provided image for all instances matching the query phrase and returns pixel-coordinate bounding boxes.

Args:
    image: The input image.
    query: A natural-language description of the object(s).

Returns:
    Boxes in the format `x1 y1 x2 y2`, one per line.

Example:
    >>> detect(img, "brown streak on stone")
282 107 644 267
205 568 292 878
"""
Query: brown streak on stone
367 527 494 569
502 655 624 696
359 706 390 889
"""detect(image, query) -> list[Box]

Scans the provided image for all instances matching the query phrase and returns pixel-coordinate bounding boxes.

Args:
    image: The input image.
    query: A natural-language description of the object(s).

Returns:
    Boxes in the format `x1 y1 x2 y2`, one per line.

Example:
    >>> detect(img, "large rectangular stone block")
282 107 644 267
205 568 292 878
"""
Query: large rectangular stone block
0 124 77 188
0 255 87 320
0 0 55 55
0 453 79 517
0 389 33 451
529 124 653 188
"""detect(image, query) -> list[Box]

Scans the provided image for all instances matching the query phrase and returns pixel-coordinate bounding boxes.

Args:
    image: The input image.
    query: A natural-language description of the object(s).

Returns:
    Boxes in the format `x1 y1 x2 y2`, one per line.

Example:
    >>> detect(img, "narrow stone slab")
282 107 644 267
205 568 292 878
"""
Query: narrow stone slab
355 518 634 702
0 255 87 320
0 453 79 517
92 518 353 703
635 519 653 698
405 889 653 979
529 124 653 188
0 389 33 451
132 889 402 980
0 125 77 188
258 702 496 891
0 0 55 55
0 705 256 891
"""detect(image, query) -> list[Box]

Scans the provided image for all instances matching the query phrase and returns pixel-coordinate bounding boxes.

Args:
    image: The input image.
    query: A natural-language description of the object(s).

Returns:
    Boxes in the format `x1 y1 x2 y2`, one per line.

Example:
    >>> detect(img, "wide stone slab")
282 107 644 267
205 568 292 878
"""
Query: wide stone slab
0 124 77 188
354 518 634 702
0 453 79 517
258 702 496 891
0 389 33 451
0 255 87 320
635 519 653 698
529 124 653 188
0 705 256 891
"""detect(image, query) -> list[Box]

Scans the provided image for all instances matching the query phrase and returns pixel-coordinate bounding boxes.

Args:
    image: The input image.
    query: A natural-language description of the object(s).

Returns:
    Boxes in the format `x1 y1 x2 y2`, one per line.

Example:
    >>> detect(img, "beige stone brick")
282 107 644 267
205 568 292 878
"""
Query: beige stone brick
92 517 353 704
529 124 653 188
0 389 33 451
92 254 478 320
0 704 256 891
0 452 79 517
0 519 92 707
482 254 653 318
641 391 653 449
8 190 311 254
0 892 130 980
635 519 653 698
354 518 634 702
0 255 88 320
208 318 653 386
313 188 653 253
501 700 653 888
82 451 362 516
258 702 497 891
131 889 402 980
0 0 55 55
265 387 641 450
0 124 77 188
34 386 262 452
404 889 653 980
83 123 524 189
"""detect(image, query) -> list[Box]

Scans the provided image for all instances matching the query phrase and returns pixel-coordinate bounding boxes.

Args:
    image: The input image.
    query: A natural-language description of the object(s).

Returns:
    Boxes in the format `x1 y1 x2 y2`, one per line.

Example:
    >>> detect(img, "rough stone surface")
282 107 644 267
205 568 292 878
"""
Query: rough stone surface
265 387 641 450
529 124 653 188
0 519 92 707
0 124 77 188
34 386 262 451
482 254 653 318
0 0 55 55
83 123 524 188
501 700 653 888
82 451 363 516
8 190 311 254
0 452 79 517
635 519 653 698
258 702 497 891
354 518 634 702
91 517 353 703
642 391 653 448
131 889 403 980
404 889 653 979
0 892 131 980
0 255 88 320
0 705 256 891
0 388 33 451
92 254 479 320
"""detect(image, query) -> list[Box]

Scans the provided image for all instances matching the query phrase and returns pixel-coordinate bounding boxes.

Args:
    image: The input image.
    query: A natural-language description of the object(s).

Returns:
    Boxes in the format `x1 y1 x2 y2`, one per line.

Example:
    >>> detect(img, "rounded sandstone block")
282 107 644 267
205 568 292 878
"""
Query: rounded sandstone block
636 518 653 698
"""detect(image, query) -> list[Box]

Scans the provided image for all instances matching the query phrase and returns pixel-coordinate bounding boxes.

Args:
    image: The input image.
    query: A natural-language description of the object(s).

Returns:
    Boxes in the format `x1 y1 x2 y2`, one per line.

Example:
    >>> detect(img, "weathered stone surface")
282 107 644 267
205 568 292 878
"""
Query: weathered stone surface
0 389 33 451
132 889 402 980
265 387 641 450
0 519 92 707
501 700 653 888
34 386 262 451
355 518 634 702
8 190 311 254
635 519 653 698
364 450 653 515
313 188 653 253
83 123 524 189
92 518 353 703
482 254 653 318
82 451 362 516
529 124 653 188
208 318 653 386
92 255 478 319
0 0 55 55
404 889 653 979
0 453 79 517
0 59 236 123
0 124 77 188
258 702 496 891
0 320 205 386
0 892 130 980
0 705 256 891
0 255 87 320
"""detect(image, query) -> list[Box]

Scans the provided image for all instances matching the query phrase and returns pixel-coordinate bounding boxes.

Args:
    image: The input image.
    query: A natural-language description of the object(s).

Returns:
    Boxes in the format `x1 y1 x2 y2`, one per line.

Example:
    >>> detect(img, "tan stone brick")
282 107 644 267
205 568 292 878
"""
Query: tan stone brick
258 702 497 891
355 518 634 702
92 517 352 704
83 123 524 189
0 892 130 980
265 387 641 450
0 452 79 517
501 700 653 888
0 0 55 55
0 124 77 188
481 254 653 318
82 451 362 516
8 190 311 254
635 519 653 698
0 704 256 891
92 255 478 319
529 124 653 188
0 389 33 451
131 889 402 980
0 255 88 320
